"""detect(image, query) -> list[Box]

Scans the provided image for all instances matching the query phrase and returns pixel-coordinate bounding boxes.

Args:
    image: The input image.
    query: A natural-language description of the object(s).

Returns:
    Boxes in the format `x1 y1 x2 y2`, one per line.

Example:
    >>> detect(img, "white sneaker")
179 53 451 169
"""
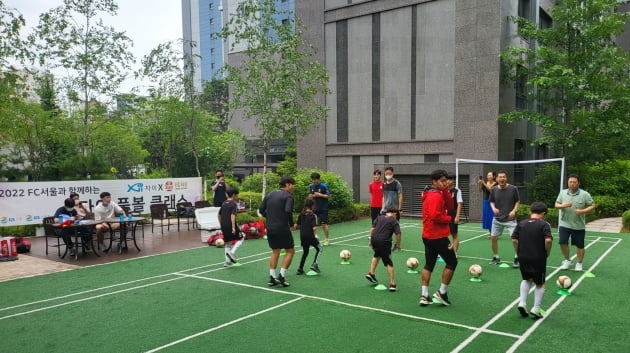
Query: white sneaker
574 263 583 271
560 259 571 270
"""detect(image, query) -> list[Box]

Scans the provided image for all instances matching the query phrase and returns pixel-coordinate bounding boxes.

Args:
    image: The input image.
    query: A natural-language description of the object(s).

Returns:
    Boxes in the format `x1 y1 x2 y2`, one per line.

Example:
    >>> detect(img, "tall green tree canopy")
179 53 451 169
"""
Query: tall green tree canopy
30 0 135 156
218 0 330 194
500 0 630 164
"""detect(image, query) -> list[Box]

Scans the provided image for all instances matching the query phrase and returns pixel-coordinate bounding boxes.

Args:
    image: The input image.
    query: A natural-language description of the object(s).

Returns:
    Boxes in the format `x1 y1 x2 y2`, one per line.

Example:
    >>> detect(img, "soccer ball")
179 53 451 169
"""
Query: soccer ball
469 264 483 278
406 257 419 270
249 226 259 236
214 238 225 248
556 275 572 289
339 249 351 261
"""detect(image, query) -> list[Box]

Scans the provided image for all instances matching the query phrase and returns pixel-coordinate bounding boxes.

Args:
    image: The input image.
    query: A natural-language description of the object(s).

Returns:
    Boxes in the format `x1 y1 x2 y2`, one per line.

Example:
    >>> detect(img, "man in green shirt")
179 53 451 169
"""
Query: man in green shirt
555 174 596 272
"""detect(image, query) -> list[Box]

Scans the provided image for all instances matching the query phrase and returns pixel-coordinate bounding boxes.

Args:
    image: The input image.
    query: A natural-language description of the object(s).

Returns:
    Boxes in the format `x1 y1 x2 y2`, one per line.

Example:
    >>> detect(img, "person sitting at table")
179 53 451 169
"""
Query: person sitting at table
70 192 93 219
93 191 126 252
53 198 83 255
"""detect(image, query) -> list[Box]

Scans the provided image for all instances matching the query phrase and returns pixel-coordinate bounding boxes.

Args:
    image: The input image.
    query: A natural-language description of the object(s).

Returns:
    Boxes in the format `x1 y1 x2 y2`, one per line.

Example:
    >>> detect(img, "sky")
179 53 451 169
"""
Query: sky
4 0 183 94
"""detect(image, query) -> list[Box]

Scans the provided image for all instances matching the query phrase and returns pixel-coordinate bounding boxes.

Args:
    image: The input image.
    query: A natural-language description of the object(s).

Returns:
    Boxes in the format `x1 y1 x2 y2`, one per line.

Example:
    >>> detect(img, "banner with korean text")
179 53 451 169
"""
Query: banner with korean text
0 178 202 227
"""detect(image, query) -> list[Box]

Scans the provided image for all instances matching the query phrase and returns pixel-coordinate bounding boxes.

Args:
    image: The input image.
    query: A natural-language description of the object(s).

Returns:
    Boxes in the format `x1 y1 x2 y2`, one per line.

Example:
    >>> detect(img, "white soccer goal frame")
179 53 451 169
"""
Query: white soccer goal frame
455 157 566 193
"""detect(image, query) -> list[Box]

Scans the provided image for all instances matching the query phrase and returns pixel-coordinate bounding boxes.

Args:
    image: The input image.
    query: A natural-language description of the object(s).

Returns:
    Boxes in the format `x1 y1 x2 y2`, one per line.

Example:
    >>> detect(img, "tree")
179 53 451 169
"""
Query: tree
139 40 244 178
30 0 135 156
199 78 229 131
218 0 330 195
500 0 630 164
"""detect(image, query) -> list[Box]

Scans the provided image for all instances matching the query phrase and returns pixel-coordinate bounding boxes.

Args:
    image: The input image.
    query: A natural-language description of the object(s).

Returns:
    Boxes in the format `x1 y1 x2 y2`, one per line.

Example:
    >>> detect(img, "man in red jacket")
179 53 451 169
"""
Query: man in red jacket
419 169 458 307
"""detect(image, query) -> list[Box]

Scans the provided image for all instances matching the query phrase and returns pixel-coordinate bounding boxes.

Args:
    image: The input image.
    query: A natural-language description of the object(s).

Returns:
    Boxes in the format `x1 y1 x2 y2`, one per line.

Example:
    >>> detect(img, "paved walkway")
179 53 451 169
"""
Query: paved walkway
585 217 625 233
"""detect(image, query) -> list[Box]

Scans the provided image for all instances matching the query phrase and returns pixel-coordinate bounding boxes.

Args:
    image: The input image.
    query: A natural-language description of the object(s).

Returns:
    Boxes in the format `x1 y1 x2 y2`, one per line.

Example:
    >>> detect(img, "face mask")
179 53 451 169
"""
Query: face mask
65 207 74 212
385 175 393 181
101 201 110 207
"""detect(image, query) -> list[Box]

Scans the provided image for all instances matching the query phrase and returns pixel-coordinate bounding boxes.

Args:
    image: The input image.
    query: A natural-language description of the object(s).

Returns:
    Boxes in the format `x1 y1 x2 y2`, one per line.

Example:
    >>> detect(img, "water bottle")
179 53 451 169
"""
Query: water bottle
119 213 124 222
127 214 133 221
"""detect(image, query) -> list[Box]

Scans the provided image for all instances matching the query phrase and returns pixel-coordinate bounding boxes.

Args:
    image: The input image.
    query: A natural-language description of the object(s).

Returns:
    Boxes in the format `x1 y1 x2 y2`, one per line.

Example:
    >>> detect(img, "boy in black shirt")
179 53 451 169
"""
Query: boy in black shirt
219 188 244 267
365 207 401 292
295 199 323 275
511 201 553 319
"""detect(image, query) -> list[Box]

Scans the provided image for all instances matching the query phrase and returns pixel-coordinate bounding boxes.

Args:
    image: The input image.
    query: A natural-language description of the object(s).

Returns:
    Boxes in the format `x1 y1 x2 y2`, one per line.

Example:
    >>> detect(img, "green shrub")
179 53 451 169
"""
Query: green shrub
622 210 630 233
591 195 630 219
516 204 559 228
240 172 280 193
291 168 353 213
526 163 561 206
238 191 263 211
0 225 39 237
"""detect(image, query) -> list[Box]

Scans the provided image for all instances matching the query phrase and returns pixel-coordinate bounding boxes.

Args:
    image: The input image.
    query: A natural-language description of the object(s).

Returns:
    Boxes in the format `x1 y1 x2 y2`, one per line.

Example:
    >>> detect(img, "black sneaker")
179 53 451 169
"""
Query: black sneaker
389 283 398 292
365 273 378 284
489 256 500 265
518 306 528 317
433 291 451 306
530 308 543 320
419 296 433 307
296 269 305 275
267 276 280 286
513 257 520 268
277 275 290 287
310 263 321 273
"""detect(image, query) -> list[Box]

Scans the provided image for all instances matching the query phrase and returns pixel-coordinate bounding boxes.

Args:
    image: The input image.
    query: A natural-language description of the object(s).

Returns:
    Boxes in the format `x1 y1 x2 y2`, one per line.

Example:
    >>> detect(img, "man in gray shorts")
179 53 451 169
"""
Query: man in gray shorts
489 170 521 267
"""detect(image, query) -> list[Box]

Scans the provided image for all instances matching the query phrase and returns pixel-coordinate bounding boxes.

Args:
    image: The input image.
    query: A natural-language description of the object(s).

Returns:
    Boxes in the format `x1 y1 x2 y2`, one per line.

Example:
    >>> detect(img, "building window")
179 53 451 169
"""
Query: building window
424 154 439 163
539 8 552 29
211 63 215 70
209 18 214 25
209 2 213 10
518 0 531 21
282 18 289 26
515 65 527 110
281 0 288 2
210 48 215 55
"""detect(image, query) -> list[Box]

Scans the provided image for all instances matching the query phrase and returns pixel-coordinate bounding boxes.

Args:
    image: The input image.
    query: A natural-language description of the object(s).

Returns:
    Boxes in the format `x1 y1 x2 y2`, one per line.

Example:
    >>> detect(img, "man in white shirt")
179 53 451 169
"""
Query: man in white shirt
93 192 125 251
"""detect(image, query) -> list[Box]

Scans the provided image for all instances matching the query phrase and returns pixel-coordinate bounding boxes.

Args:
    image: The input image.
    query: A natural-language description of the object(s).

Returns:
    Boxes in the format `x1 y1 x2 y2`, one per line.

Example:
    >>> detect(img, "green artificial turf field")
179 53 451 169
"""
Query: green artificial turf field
1 218 627 352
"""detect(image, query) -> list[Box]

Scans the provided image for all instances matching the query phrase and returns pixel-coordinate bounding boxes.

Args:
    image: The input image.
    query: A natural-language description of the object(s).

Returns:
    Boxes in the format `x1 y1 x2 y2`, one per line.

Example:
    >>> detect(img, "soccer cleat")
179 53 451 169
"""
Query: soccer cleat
323 239 330 246
530 308 543 320
513 257 520 268
574 262 583 272
277 275 290 287
560 259 571 270
226 250 237 264
310 263 321 273
433 291 451 306
365 273 378 284
489 256 500 265
223 261 232 268
518 306 528 317
389 283 398 292
419 296 433 307
267 276 280 286
296 268 305 275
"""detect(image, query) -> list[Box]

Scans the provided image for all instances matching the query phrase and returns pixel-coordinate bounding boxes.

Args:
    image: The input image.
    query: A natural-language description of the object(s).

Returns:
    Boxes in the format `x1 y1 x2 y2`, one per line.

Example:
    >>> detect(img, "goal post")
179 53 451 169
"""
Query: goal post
455 158 565 223
455 157 565 192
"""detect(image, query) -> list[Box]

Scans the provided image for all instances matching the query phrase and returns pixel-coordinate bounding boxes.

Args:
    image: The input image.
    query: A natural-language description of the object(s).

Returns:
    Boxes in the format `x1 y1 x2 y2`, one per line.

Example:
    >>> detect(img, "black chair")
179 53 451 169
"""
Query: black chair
194 200 211 209
150 204 172 234
43 216 66 257
176 202 195 231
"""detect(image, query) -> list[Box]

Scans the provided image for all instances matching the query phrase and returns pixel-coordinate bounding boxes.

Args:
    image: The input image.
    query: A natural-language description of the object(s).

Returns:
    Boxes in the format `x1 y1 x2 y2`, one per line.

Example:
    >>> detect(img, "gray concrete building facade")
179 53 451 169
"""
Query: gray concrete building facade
295 0 561 219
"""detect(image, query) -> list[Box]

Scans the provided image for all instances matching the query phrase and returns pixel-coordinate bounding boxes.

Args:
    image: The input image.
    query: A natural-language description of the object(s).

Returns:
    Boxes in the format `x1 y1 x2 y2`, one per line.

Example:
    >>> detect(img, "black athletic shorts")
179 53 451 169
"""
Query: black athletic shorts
371 239 394 267
266 227 294 250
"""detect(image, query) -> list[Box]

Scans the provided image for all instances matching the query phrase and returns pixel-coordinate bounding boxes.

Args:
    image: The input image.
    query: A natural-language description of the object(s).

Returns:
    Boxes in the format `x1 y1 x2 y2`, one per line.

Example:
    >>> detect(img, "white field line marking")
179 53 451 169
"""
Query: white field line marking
175 273 521 340
451 237 610 353
0 229 376 313
0 276 184 321
505 237 622 353
143 297 304 353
